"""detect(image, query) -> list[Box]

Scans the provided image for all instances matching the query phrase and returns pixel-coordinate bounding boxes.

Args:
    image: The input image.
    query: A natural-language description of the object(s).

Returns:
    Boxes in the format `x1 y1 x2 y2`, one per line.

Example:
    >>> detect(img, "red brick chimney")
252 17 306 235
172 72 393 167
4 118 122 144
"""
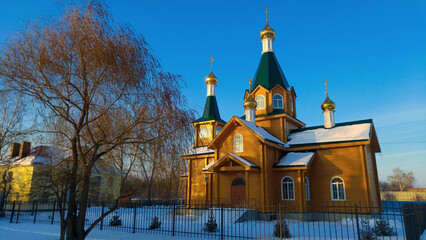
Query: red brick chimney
19 141 31 158
9 142 20 158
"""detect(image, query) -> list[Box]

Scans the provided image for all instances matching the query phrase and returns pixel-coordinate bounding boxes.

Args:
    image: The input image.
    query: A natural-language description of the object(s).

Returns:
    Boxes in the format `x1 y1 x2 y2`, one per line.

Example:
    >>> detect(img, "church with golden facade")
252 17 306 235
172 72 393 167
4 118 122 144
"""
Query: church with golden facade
181 11 381 211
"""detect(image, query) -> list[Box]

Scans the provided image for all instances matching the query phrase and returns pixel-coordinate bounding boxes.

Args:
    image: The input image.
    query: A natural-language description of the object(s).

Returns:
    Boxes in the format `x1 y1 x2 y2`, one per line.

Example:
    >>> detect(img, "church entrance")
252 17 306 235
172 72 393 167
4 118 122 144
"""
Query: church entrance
231 177 246 206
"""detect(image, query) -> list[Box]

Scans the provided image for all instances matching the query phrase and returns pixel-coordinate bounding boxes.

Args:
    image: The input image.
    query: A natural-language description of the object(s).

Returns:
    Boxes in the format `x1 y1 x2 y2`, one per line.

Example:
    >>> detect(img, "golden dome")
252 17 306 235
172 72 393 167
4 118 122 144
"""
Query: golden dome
205 72 218 85
260 25 276 40
321 96 336 111
244 94 257 109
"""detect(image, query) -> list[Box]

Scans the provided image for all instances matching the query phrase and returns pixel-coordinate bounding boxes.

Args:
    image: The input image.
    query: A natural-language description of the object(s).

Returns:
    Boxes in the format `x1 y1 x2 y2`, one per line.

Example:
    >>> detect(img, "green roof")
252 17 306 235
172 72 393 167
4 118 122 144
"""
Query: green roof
252 52 290 91
193 96 226 124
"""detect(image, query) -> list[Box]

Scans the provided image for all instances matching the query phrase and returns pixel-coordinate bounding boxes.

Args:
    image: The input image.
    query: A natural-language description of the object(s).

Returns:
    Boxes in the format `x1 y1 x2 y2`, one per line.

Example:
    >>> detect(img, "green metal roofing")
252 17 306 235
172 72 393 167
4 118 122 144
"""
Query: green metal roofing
193 96 226 124
252 52 290 91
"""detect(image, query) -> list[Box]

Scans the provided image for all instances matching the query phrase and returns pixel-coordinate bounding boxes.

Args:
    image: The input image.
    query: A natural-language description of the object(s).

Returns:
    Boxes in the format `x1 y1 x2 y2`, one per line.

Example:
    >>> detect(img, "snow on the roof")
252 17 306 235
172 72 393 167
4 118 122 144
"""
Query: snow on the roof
228 153 257 167
202 153 258 171
276 152 315 167
287 123 371 146
9 146 70 166
239 118 288 147
182 144 214 156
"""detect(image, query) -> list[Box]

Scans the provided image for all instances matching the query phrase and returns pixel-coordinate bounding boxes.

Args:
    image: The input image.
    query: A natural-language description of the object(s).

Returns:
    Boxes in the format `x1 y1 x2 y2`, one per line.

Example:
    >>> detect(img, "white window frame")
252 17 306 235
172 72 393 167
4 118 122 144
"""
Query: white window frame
330 177 346 201
281 176 295 200
305 177 310 201
273 94 283 109
233 134 243 153
199 126 211 138
255 95 265 110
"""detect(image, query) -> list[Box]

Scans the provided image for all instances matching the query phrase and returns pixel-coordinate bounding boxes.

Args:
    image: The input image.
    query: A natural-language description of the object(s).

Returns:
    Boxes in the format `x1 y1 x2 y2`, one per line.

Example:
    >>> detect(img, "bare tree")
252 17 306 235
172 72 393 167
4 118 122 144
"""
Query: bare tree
0 90 28 213
0 1 192 239
388 167 416 191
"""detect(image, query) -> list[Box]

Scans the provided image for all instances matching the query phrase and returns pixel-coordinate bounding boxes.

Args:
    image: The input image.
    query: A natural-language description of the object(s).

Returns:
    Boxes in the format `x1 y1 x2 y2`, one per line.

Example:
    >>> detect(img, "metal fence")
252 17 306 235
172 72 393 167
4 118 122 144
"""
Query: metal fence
1 200 425 240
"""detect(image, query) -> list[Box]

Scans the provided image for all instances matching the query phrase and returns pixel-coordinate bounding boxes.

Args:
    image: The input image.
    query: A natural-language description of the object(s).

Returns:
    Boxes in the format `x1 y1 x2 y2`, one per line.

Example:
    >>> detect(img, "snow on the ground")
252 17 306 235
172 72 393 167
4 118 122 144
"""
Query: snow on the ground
0 219 200 240
421 229 426 240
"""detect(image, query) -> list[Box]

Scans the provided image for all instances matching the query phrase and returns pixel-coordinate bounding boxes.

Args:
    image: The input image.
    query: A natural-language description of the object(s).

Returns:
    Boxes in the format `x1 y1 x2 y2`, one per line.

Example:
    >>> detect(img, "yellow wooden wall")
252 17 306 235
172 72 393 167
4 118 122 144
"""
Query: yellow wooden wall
309 146 371 206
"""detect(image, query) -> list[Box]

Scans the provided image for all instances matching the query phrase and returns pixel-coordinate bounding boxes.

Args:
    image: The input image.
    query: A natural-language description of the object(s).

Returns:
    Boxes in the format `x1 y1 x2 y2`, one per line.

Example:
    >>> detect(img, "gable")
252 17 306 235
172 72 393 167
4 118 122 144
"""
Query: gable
208 116 287 150
202 153 259 172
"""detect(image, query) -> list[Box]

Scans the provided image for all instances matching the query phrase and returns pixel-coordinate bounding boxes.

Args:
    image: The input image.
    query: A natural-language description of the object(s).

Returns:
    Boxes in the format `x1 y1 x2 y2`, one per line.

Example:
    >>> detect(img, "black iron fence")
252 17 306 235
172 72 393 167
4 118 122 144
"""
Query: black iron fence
1 200 425 239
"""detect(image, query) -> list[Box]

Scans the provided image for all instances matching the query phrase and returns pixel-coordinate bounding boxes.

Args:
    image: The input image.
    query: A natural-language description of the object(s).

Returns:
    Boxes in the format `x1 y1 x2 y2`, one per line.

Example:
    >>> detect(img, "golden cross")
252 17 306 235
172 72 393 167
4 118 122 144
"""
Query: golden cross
209 56 214 72
265 6 269 25
324 78 328 96
248 77 253 92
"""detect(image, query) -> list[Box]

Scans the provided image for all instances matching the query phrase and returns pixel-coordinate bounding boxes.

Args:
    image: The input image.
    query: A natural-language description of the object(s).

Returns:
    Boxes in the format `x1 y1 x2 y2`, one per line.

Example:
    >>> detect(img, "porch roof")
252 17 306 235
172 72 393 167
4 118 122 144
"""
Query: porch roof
202 153 258 172
275 152 315 167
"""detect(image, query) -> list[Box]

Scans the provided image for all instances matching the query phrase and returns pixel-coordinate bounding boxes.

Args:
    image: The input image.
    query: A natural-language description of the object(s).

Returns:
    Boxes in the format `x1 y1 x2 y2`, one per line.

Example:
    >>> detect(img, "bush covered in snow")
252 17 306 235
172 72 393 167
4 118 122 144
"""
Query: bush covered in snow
203 210 218 232
373 217 395 236
273 219 291 238
360 219 377 240
109 212 122 226
149 216 162 229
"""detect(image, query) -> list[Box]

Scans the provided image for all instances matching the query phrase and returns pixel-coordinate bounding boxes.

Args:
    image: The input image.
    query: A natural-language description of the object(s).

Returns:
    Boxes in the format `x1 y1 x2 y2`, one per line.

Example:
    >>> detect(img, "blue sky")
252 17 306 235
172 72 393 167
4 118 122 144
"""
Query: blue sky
1 1 425 185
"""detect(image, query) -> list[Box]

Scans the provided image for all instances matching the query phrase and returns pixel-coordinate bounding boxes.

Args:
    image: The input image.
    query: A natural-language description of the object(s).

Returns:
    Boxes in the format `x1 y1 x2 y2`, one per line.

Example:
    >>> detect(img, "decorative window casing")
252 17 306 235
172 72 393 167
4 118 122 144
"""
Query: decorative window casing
199 126 211 138
273 94 283 109
331 177 346 201
281 176 295 200
234 134 243 153
290 96 294 113
255 95 265 110
305 177 310 201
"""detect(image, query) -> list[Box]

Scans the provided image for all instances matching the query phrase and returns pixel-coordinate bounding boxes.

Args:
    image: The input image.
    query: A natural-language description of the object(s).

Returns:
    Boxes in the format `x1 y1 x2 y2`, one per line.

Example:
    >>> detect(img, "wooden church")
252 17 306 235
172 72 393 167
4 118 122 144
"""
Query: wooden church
181 10 381 211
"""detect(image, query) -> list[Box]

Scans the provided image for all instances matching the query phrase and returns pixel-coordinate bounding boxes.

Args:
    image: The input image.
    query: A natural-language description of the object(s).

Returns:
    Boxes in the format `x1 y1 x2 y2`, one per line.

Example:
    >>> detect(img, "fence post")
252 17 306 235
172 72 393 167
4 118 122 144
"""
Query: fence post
33 202 38 223
354 204 360 240
16 202 21 224
100 203 105 230
51 202 56 225
172 201 176 236
279 203 283 240
220 202 224 240
9 201 15 223
132 203 137 233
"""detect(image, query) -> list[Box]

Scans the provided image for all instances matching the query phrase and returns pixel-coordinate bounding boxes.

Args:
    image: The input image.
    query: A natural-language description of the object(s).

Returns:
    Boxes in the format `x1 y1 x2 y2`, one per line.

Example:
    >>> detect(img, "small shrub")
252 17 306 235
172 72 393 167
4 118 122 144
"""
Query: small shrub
273 219 291 238
203 210 218 232
360 219 377 240
149 216 162 229
109 212 122 226
373 217 395 236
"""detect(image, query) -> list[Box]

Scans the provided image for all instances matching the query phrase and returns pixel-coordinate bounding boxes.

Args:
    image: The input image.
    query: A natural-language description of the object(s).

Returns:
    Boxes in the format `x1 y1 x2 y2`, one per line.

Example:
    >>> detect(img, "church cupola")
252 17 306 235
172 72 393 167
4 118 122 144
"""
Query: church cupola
260 7 275 54
244 77 257 123
321 79 336 128
205 56 218 96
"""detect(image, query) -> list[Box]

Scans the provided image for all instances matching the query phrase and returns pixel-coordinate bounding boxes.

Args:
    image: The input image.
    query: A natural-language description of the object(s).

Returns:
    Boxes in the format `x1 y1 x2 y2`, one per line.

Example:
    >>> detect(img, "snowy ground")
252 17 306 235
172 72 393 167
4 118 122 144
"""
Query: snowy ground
0 219 200 240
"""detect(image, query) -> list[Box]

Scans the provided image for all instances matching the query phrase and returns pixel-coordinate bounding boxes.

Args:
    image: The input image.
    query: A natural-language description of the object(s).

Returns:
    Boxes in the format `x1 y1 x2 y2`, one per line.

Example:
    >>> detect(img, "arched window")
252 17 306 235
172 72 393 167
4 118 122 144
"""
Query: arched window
331 177 345 201
290 96 294 113
255 95 265 110
199 127 211 138
285 122 289 137
281 176 295 200
273 94 283 109
234 134 243 153
305 177 310 201
216 127 222 135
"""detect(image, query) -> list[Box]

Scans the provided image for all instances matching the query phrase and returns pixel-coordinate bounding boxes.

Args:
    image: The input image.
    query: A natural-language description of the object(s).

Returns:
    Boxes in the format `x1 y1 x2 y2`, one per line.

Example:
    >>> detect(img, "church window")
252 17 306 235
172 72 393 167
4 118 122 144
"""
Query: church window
290 96 294 113
305 177 310 201
255 95 265 110
234 134 243 153
281 176 295 200
273 94 283 109
216 127 222 135
199 126 211 138
285 122 289 136
331 177 345 201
